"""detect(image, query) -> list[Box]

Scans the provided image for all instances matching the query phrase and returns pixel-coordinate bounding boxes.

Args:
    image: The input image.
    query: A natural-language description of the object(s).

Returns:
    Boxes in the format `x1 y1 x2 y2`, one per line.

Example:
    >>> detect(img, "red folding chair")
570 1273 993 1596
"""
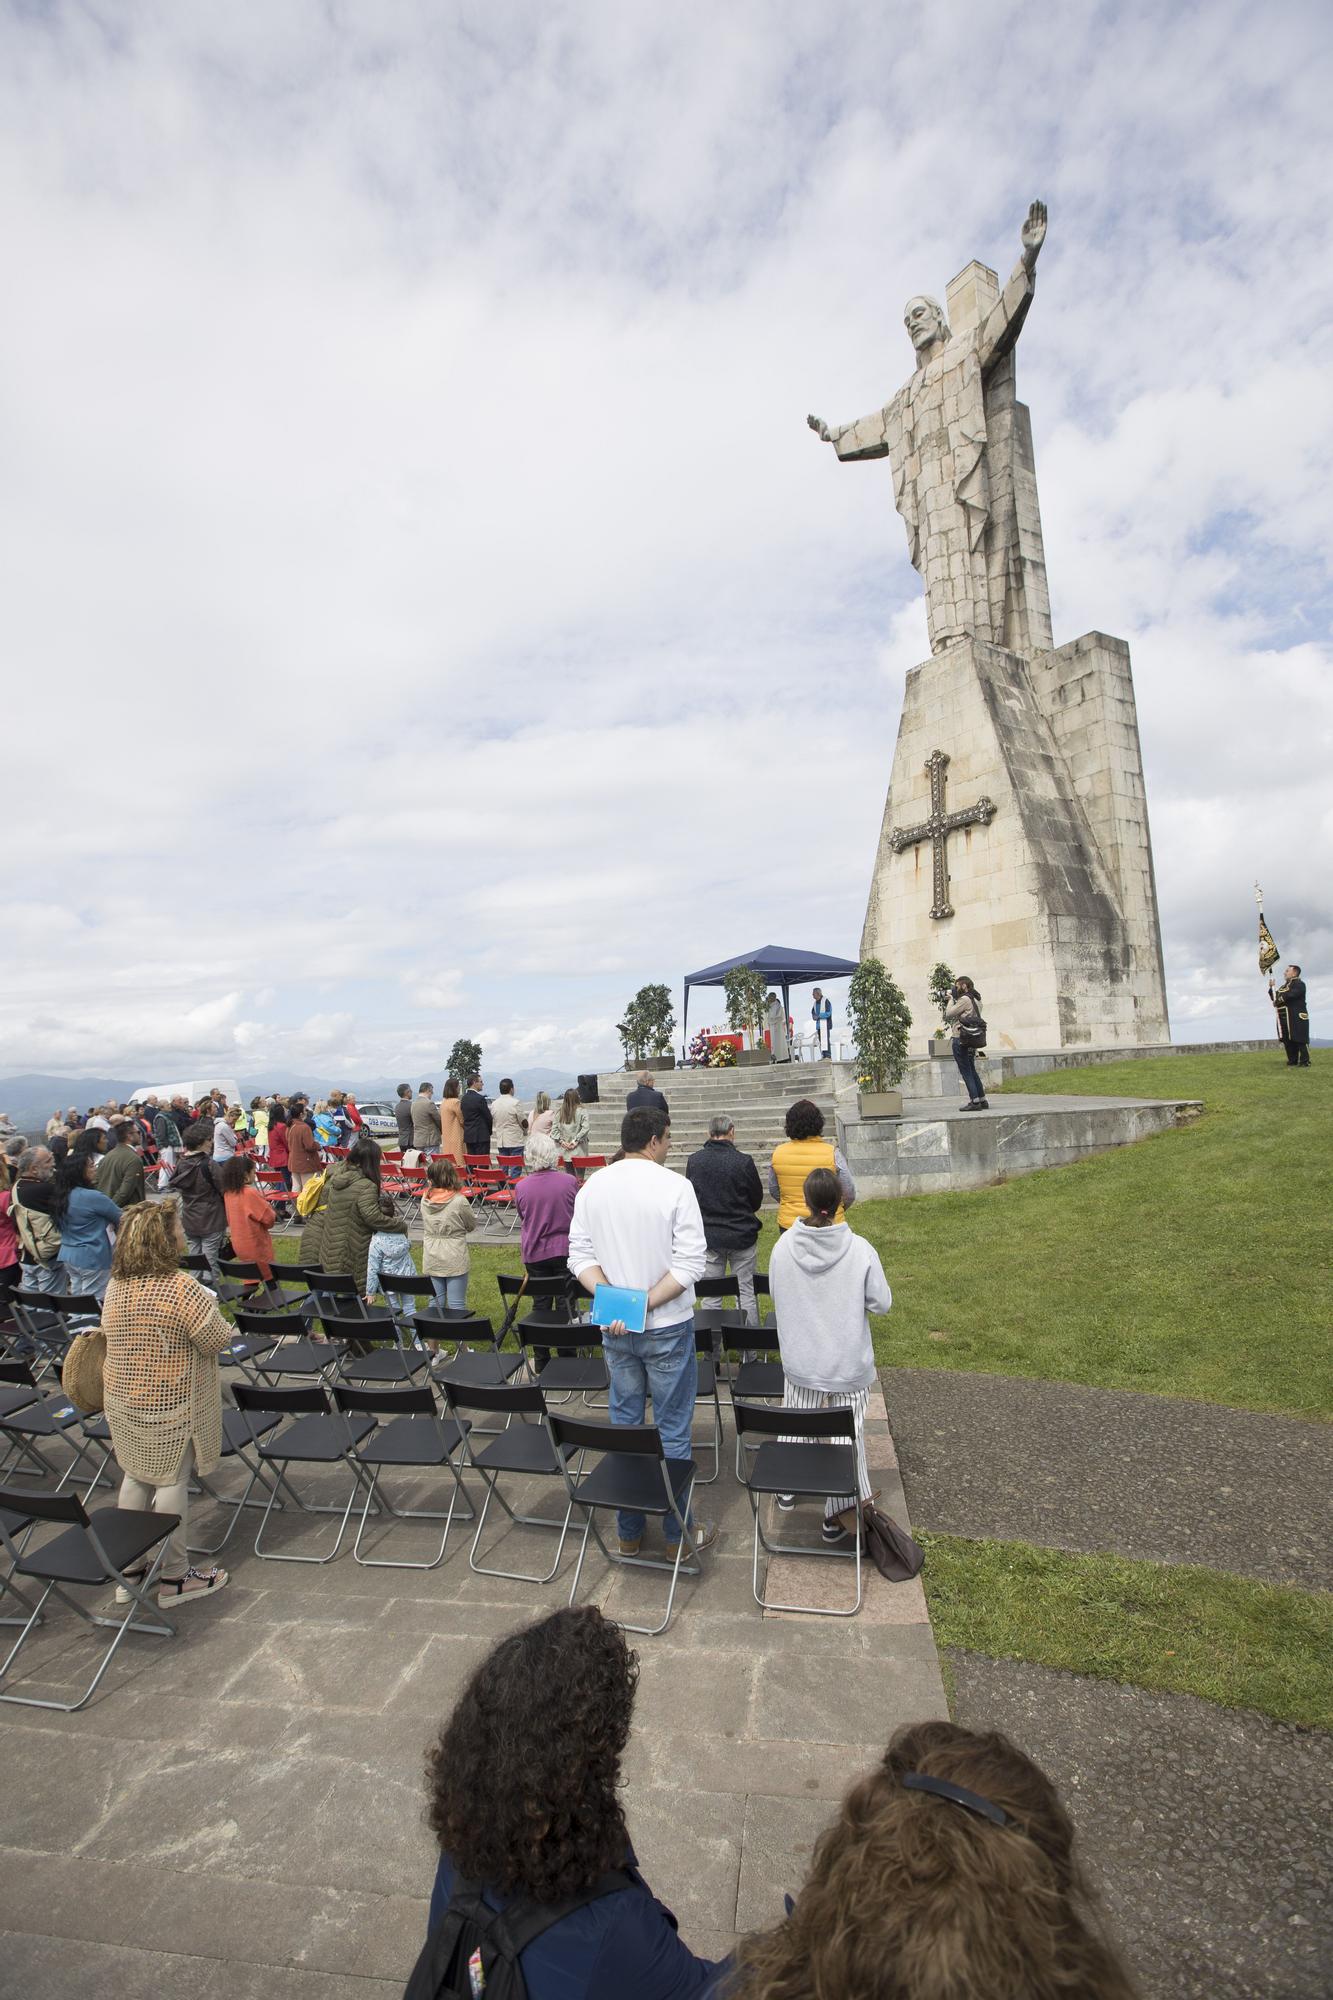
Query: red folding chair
569 1155 607 1183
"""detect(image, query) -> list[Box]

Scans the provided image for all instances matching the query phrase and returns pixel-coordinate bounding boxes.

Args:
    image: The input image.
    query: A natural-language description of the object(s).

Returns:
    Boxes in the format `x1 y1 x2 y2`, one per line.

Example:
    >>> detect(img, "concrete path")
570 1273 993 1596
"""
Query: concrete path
949 1654 1333 2000
0 1381 945 1994
885 1367 1333 1589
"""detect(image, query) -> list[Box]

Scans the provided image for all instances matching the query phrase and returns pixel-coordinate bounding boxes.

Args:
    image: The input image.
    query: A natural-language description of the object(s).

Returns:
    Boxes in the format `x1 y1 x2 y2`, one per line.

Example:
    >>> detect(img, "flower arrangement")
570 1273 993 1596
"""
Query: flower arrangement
708 1040 737 1068
686 1028 714 1068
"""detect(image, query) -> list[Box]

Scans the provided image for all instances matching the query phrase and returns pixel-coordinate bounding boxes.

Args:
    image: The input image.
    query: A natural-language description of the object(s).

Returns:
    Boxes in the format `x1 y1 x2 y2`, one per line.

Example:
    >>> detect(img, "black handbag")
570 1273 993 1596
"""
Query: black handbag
957 1012 987 1049
860 1501 925 1582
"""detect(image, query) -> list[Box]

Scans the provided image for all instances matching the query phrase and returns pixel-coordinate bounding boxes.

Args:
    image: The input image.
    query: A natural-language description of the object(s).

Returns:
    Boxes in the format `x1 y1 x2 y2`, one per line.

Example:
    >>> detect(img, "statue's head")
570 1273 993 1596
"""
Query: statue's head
904 295 949 354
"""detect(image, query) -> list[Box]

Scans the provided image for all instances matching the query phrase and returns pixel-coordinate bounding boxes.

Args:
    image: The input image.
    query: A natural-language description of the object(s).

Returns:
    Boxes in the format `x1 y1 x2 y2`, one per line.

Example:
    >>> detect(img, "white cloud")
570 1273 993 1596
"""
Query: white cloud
1 1 1330 1077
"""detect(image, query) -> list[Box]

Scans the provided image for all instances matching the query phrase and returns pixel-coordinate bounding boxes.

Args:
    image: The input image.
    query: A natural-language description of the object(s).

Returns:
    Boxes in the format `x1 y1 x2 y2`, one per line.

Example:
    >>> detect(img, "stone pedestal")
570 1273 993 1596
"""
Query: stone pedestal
861 635 1169 1050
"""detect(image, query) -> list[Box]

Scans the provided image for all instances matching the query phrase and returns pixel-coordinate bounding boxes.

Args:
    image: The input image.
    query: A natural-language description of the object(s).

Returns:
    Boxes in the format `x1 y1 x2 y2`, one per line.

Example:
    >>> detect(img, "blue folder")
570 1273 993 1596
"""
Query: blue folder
589 1284 649 1334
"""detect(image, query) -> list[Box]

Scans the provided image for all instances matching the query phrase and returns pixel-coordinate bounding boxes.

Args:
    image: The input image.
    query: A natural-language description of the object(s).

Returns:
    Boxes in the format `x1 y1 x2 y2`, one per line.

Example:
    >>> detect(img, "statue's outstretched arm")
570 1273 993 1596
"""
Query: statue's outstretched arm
806 409 890 462
978 199 1047 372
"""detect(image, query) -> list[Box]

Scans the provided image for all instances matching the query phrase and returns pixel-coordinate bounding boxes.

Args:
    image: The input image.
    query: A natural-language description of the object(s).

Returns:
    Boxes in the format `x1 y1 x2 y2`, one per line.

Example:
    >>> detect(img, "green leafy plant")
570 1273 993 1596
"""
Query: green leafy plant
722 965 769 1045
617 983 676 1063
929 961 955 1035
847 958 912 1092
446 1037 484 1084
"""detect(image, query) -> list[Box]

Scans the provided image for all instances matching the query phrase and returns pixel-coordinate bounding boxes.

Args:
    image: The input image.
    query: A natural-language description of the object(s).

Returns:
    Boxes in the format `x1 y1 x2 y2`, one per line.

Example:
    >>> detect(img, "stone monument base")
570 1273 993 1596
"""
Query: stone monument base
861 634 1169 1050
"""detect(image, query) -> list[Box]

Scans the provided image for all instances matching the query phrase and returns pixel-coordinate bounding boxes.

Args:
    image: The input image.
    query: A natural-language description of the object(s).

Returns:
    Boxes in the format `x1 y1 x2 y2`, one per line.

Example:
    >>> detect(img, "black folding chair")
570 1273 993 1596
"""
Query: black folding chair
239 1309 347 1383
217 1260 306 1313
438 1380 577 1585
728 1327 786 1478
332 1384 474 1569
0 1492 45 1628
0 1485 179 1711
230 1382 375 1563
512 1317 608 1403
375 1273 449 1337
320 1313 430 1386
423 1315 525 1389
691 1322 725 1485
732 1402 863 1616
7 1291 75 1381
187 1405 286 1556
496 1273 581 1339
307 1271 393 1326
0 1387 117 1495
545 1413 701 1638
0 1360 42 1423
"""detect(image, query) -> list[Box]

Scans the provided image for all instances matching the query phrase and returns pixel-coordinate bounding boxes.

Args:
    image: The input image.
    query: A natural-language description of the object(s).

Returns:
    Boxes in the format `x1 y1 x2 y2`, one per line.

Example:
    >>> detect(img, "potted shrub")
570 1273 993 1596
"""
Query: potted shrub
928 962 955 1058
723 965 771 1067
618 984 677 1070
847 958 912 1116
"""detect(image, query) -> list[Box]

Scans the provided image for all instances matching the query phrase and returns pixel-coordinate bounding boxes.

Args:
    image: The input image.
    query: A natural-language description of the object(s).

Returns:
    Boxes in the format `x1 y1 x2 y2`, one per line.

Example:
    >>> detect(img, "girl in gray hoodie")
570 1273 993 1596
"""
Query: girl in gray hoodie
768 1167 891 1543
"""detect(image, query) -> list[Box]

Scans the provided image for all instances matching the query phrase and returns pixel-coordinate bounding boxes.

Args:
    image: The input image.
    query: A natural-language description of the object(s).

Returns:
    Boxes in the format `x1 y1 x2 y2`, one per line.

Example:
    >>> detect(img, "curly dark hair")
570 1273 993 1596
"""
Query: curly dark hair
784 1098 825 1141
425 1606 638 1902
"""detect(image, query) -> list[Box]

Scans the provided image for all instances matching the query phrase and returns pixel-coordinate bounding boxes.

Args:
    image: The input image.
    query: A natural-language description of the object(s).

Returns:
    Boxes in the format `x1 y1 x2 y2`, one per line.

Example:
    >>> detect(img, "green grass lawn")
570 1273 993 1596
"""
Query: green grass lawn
850 1052 1333 1419
924 1534 1333 1729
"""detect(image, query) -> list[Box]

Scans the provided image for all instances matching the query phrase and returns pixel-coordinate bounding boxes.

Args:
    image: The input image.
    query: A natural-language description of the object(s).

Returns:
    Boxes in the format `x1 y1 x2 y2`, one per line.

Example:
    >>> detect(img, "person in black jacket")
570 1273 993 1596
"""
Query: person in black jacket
1270 965 1311 1067
168 1123 228 1278
625 1070 670 1116
685 1116 764 1326
462 1074 493 1158
394 1083 414 1152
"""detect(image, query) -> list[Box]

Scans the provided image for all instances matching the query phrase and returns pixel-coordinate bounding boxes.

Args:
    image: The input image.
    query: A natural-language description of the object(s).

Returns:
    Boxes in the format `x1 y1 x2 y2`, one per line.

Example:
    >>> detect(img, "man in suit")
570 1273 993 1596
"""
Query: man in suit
394 1083 413 1152
462 1074 493 1157
625 1070 669 1116
411 1082 442 1151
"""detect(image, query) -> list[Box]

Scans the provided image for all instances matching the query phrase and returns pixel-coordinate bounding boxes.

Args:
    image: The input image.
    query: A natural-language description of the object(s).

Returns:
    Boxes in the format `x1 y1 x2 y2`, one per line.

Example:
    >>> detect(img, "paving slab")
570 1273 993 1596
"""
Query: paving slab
0 1393 945 1991
885 1366 1333 1587
949 1651 1333 2000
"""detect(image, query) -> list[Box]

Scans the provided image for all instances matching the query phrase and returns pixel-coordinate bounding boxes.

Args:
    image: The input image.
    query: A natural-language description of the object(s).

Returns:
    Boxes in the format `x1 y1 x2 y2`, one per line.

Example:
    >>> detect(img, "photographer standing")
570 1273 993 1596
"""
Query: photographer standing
944 976 988 1110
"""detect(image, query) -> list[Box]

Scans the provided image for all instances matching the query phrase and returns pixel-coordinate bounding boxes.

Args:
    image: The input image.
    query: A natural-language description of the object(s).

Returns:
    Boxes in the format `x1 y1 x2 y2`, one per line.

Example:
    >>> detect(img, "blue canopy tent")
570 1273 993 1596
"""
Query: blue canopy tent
681 944 860 1049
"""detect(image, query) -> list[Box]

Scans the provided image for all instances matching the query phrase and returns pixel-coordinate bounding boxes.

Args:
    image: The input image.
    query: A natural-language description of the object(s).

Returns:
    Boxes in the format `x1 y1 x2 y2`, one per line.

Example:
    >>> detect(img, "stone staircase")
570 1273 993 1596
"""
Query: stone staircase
583 1064 843 1172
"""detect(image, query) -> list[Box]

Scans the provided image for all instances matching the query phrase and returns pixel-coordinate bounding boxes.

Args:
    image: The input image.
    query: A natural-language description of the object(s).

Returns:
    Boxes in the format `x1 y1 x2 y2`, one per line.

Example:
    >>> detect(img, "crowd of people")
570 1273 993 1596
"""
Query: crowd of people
0 1068 1147 1993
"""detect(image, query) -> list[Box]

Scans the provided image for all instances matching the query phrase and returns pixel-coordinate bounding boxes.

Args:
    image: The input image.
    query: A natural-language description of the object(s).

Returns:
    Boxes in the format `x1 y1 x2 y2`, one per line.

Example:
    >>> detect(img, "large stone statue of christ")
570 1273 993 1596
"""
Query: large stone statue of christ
809 201 1053 658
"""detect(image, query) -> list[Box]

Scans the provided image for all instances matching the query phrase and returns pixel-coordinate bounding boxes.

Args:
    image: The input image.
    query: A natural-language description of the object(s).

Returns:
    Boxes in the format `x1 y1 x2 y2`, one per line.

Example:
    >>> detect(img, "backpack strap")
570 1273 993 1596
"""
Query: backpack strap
493 1867 636 1961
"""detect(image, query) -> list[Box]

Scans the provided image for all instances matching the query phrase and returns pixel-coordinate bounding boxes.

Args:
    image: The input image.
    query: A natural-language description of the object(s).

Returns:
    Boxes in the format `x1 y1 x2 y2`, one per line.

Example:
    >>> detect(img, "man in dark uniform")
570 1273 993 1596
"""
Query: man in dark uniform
1271 964 1311 1066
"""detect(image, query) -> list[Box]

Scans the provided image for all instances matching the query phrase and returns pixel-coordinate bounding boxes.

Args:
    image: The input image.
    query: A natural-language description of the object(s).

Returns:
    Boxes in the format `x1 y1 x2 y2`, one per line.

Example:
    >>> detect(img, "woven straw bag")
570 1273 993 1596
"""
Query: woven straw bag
62 1326 107 1415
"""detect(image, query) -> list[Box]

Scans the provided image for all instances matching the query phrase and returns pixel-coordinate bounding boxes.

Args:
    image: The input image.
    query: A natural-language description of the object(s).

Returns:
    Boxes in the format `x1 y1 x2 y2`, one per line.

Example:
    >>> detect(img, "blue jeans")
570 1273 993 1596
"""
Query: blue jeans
22 1262 68 1296
60 1262 110 1304
952 1038 985 1102
429 1274 469 1313
603 1320 697 1543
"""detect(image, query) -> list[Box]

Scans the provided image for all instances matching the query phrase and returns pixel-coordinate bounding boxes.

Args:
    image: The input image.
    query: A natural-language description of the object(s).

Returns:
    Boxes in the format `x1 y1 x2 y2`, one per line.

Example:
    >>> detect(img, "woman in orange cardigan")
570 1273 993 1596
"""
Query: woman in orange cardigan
217 1155 277 1279
767 1098 856 1230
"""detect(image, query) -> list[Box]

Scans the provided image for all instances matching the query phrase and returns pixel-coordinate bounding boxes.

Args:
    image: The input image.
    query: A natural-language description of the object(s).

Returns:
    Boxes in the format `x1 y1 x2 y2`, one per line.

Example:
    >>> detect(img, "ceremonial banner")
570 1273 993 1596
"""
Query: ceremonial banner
1258 912 1280 975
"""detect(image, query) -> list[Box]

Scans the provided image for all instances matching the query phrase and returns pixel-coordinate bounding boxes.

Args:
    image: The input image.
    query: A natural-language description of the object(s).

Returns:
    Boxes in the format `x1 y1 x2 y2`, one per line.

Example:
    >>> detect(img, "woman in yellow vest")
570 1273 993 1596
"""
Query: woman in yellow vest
768 1099 857 1230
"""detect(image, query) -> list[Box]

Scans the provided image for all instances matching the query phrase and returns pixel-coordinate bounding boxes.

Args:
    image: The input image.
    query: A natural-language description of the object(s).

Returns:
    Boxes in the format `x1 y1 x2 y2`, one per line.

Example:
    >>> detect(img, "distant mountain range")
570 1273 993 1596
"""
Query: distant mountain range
0 1067 578 1138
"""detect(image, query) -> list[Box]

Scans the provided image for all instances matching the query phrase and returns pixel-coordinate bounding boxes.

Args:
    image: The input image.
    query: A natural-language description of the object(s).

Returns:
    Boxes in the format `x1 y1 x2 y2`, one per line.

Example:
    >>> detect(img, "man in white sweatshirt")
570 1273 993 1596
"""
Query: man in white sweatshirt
768 1166 891 1545
567 1105 714 1558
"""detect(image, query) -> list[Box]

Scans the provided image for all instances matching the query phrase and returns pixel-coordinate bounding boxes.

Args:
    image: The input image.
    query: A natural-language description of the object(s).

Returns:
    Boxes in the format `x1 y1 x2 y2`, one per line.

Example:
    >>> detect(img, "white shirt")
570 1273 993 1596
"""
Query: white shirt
568 1158 708 1331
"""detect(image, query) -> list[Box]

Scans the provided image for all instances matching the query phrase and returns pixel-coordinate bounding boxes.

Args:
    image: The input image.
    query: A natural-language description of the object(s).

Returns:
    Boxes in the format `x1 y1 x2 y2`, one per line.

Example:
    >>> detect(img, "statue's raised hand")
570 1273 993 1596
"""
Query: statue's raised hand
807 413 831 442
1021 199 1047 267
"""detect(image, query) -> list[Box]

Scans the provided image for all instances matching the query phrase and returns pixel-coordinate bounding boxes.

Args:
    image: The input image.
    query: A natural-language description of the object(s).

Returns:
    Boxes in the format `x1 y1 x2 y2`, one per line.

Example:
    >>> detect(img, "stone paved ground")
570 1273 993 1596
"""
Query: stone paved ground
0 1381 945 1995
889 1365 1333 1999
885 1367 1333 1589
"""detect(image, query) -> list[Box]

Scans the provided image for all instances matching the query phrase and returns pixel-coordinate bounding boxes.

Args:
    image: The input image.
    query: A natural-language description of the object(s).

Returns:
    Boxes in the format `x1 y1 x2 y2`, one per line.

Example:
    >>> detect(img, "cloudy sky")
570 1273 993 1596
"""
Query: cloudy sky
3 0 1330 1084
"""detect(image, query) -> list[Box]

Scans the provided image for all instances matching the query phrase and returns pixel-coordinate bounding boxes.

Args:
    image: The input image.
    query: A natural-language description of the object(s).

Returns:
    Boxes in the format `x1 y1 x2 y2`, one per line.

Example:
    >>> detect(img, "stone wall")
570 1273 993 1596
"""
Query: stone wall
861 635 1170 1051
